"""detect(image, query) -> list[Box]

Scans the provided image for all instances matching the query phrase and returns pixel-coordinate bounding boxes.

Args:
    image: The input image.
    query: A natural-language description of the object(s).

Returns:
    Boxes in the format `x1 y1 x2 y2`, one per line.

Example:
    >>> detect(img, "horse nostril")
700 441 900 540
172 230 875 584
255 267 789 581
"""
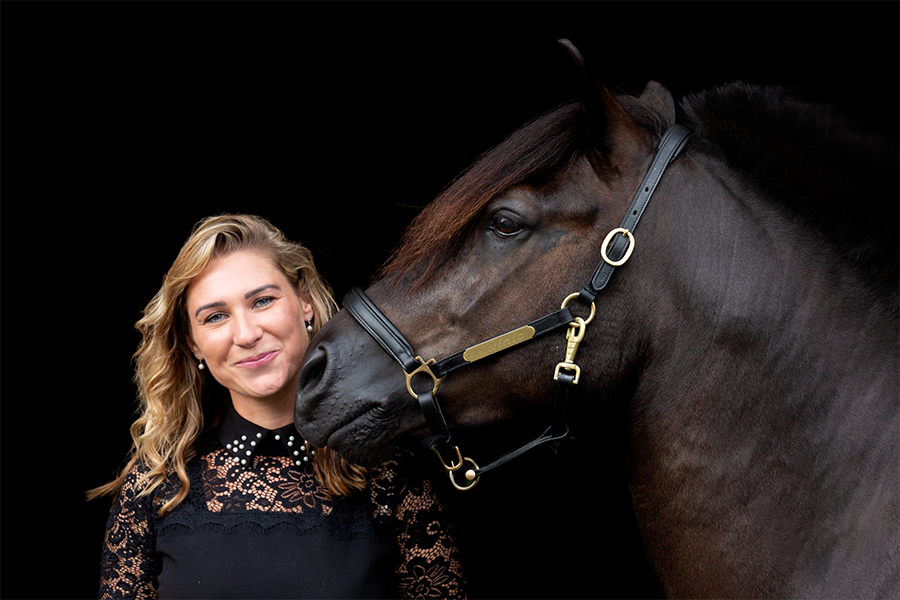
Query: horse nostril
298 345 328 393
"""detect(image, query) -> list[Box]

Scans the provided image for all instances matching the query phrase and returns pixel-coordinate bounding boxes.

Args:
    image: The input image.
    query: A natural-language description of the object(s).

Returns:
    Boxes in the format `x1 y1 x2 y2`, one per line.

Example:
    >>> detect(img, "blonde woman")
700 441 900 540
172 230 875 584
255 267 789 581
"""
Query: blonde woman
91 214 466 599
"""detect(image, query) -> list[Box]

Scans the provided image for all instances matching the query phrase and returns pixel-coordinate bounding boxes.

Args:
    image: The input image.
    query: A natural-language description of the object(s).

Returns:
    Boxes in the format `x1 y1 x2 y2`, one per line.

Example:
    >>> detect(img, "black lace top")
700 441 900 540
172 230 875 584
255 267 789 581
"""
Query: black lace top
99 407 466 599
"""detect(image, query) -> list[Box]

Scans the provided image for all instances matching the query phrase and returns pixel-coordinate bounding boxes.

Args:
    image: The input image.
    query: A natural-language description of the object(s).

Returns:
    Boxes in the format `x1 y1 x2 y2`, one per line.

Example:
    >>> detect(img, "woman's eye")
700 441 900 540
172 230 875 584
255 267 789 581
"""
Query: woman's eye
204 313 226 325
489 213 522 237
253 296 275 309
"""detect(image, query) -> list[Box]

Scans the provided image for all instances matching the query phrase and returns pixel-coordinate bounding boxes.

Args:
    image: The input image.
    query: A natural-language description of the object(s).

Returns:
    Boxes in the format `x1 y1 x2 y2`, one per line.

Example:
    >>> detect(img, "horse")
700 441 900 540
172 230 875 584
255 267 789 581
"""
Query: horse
296 41 899 598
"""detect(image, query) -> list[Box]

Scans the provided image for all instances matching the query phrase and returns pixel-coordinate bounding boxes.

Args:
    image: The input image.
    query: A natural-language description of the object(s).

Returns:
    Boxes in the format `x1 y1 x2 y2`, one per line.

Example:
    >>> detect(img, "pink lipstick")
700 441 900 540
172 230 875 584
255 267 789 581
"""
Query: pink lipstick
236 351 278 368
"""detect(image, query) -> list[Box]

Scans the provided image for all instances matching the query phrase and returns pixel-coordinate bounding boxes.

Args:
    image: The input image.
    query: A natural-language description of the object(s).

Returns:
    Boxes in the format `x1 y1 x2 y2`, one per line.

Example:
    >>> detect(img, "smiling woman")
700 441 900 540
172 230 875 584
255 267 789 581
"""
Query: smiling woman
87 214 467 599
185 250 313 428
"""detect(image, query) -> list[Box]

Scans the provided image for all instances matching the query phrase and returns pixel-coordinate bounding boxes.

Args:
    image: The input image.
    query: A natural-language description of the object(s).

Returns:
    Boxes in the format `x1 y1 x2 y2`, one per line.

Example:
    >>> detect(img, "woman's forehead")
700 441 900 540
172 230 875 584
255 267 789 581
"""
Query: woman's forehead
188 250 290 303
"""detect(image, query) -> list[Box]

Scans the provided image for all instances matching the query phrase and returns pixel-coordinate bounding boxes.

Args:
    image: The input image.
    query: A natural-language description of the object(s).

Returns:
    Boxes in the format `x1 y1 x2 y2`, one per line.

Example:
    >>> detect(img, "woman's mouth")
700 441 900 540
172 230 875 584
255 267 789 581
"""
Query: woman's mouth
236 351 278 368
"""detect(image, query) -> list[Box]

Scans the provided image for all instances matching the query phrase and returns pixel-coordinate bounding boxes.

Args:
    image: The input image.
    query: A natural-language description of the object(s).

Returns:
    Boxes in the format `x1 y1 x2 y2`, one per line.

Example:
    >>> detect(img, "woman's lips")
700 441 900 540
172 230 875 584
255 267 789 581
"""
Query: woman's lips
236 350 278 368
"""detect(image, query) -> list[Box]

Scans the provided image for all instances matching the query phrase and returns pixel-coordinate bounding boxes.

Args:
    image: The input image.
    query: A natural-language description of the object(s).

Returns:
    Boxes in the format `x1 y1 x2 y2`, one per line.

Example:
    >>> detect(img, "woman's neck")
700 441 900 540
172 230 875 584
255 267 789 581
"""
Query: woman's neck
230 392 296 430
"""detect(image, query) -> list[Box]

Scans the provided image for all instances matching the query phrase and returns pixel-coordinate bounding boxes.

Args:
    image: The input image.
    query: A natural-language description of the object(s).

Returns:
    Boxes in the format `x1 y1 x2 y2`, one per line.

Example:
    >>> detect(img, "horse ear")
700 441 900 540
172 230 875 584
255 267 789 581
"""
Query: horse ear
639 81 676 126
558 39 609 149
557 38 652 169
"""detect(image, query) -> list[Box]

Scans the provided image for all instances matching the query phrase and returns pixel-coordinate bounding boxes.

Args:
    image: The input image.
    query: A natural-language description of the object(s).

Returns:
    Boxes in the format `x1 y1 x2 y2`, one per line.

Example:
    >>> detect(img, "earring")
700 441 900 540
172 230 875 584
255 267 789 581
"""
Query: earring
306 320 313 332
197 358 205 370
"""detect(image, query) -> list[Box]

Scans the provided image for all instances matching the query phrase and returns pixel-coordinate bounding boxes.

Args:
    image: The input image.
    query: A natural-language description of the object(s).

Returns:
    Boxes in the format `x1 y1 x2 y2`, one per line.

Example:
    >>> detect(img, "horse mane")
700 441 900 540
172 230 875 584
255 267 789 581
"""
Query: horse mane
679 82 899 309
379 94 664 288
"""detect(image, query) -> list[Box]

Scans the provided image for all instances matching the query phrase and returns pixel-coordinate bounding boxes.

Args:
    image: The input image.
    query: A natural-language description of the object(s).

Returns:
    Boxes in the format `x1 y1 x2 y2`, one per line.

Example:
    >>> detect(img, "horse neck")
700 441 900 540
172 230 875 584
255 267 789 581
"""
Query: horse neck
624 156 899 597
639 154 897 416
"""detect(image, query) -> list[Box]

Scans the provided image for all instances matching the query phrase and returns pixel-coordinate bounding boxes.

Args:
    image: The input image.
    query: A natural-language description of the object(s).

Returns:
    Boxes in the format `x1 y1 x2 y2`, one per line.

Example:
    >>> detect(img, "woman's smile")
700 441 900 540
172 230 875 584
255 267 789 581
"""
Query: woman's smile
236 350 280 368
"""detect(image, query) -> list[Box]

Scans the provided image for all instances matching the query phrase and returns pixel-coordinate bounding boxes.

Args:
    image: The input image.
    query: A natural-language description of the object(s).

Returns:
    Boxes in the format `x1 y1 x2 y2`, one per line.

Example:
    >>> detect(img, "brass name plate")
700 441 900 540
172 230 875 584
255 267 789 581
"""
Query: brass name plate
462 325 536 363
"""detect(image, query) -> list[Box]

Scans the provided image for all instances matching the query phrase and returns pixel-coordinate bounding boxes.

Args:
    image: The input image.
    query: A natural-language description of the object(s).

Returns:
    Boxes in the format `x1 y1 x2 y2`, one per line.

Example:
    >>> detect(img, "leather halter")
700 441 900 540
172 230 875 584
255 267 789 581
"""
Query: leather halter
343 125 691 489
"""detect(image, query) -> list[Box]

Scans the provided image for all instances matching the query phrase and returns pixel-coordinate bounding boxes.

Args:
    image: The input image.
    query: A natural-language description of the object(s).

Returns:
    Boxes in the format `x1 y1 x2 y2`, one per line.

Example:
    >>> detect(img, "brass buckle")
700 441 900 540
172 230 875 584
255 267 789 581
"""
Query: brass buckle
433 444 464 472
601 228 635 267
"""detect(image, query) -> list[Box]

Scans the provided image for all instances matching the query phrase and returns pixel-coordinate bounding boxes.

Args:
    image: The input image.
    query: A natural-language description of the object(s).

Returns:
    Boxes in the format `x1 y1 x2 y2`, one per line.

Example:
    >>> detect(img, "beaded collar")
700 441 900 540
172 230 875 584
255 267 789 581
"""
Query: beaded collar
216 404 315 468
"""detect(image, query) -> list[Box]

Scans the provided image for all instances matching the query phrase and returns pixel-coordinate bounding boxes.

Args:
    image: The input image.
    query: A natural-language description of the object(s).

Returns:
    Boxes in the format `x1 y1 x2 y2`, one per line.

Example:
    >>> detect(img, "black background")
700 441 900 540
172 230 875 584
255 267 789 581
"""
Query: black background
2 2 897 599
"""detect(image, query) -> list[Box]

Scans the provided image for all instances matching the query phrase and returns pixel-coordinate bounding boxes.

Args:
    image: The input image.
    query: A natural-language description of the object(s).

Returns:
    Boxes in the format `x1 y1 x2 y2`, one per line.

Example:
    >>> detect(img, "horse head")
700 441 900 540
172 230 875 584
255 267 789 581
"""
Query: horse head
296 41 684 467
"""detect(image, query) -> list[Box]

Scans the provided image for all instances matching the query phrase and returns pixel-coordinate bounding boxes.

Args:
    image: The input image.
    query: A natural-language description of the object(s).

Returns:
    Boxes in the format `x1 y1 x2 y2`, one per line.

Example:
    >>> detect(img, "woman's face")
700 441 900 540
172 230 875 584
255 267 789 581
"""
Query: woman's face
185 249 313 414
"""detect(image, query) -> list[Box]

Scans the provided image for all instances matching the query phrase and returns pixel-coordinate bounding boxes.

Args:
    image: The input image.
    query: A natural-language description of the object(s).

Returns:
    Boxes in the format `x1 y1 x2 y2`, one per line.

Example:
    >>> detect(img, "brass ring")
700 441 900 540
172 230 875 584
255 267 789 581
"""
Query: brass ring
601 228 635 267
448 457 480 491
560 293 596 325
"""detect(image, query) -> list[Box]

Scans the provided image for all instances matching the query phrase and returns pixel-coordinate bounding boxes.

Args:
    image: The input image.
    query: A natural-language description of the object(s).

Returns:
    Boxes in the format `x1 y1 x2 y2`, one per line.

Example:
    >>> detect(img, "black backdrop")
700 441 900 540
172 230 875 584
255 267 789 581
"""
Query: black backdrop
2 3 897 599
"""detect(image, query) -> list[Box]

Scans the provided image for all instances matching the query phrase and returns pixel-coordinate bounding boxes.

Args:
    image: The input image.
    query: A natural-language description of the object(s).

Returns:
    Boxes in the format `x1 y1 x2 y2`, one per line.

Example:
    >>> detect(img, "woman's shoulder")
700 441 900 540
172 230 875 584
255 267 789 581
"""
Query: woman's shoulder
116 457 158 497
115 442 211 507
109 464 159 514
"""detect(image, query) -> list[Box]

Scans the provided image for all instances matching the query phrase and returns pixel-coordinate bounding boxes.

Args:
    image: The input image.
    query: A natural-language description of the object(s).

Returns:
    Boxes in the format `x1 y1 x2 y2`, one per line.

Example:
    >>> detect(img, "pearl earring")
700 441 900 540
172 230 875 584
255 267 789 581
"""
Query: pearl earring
306 320 313 332
197 358 205 370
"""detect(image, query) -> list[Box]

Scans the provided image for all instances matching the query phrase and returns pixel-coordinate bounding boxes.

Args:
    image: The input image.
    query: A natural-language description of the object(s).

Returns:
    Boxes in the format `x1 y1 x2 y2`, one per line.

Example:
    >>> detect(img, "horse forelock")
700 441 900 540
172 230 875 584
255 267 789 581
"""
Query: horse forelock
377 102 588 288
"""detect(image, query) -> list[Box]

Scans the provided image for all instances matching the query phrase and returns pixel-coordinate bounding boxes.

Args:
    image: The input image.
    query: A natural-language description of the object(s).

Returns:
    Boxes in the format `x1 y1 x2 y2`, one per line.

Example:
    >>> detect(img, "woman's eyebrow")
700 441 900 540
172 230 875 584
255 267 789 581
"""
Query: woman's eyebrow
193 285 282 318
245 284 282 299
194 301 226 318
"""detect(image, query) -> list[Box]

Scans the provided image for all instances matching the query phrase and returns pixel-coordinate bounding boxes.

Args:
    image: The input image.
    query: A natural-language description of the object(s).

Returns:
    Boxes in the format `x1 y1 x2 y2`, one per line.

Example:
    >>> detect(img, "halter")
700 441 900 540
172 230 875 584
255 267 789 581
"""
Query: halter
344 125 691 490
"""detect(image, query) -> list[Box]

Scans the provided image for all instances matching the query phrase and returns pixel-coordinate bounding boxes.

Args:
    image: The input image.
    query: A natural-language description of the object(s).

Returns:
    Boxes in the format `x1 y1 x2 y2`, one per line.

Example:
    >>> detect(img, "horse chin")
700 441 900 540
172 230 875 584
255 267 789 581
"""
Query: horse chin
319 398 413 467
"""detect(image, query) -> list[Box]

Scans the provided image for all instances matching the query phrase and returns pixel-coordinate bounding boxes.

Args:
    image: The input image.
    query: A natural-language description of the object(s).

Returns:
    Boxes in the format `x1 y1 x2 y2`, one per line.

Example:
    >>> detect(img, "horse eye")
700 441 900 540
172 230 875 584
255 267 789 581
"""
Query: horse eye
489 214 522 237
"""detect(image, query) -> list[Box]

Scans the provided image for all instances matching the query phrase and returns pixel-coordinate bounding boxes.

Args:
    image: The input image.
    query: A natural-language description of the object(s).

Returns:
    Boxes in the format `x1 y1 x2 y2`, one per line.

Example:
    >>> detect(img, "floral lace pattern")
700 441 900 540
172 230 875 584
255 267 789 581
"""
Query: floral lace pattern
203 448 332 513
99 443 466 598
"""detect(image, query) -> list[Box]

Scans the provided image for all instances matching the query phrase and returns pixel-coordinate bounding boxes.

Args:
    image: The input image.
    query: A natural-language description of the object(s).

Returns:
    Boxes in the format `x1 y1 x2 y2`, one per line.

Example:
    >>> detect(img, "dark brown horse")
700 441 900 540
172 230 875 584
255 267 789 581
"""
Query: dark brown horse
297 42 899 597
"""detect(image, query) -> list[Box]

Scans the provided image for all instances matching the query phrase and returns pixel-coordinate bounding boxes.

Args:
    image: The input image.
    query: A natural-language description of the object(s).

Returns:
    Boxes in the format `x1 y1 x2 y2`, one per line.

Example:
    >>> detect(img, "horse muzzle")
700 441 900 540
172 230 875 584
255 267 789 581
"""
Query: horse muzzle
295 312 422 465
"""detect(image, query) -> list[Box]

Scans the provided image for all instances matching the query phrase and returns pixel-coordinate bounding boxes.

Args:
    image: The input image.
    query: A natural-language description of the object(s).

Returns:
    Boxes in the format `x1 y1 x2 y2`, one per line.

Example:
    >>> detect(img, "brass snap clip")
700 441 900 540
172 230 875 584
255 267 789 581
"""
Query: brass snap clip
554 294 595 385
554 317 586 384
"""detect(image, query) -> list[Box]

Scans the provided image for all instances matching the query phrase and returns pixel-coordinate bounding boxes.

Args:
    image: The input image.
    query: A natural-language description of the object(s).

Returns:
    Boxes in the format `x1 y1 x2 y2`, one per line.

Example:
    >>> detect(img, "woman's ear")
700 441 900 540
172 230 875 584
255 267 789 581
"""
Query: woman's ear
187 335 201 358
300 294 314 324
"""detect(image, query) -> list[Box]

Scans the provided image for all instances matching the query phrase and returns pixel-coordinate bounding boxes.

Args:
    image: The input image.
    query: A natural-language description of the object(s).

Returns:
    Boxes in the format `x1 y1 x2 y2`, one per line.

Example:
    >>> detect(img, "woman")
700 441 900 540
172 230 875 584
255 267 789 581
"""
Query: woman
91 214 466 599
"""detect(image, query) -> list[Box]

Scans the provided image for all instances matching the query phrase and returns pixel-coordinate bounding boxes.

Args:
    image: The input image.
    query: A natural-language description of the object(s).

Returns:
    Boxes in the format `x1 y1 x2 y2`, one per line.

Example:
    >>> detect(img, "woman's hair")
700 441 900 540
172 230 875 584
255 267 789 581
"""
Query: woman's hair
88 214 366 513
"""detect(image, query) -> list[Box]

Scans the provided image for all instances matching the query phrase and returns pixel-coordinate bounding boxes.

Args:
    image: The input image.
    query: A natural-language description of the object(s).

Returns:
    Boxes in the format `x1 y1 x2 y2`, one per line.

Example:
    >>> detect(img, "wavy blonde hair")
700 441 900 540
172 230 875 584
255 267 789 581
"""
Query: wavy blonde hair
89 214 366 513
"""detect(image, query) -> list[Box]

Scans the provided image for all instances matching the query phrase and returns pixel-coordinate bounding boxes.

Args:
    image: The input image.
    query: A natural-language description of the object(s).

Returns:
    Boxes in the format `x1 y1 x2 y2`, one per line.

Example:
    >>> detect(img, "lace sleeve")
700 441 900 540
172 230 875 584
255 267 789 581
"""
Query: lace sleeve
99 463 161 600
391 473 468 599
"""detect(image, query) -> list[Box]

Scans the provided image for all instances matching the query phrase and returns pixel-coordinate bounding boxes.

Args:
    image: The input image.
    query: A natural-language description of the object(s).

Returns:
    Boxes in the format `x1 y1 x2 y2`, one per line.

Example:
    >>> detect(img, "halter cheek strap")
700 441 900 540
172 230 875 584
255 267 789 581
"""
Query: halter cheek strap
580 124 692 302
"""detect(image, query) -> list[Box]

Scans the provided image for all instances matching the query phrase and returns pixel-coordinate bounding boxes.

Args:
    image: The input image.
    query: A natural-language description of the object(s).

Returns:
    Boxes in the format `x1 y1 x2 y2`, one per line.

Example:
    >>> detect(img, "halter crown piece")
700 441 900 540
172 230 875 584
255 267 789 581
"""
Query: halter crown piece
344 125 691 490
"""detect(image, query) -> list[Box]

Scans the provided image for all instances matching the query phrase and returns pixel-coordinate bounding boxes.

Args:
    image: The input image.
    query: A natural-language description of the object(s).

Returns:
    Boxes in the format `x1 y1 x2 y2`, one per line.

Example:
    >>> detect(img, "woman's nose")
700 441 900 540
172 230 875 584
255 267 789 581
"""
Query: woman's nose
232 311 263 347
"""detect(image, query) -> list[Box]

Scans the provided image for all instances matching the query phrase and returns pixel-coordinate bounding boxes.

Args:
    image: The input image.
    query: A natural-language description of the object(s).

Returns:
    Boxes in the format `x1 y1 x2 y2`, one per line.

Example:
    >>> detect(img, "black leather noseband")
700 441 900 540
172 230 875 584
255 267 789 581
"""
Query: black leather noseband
344 125 691 489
